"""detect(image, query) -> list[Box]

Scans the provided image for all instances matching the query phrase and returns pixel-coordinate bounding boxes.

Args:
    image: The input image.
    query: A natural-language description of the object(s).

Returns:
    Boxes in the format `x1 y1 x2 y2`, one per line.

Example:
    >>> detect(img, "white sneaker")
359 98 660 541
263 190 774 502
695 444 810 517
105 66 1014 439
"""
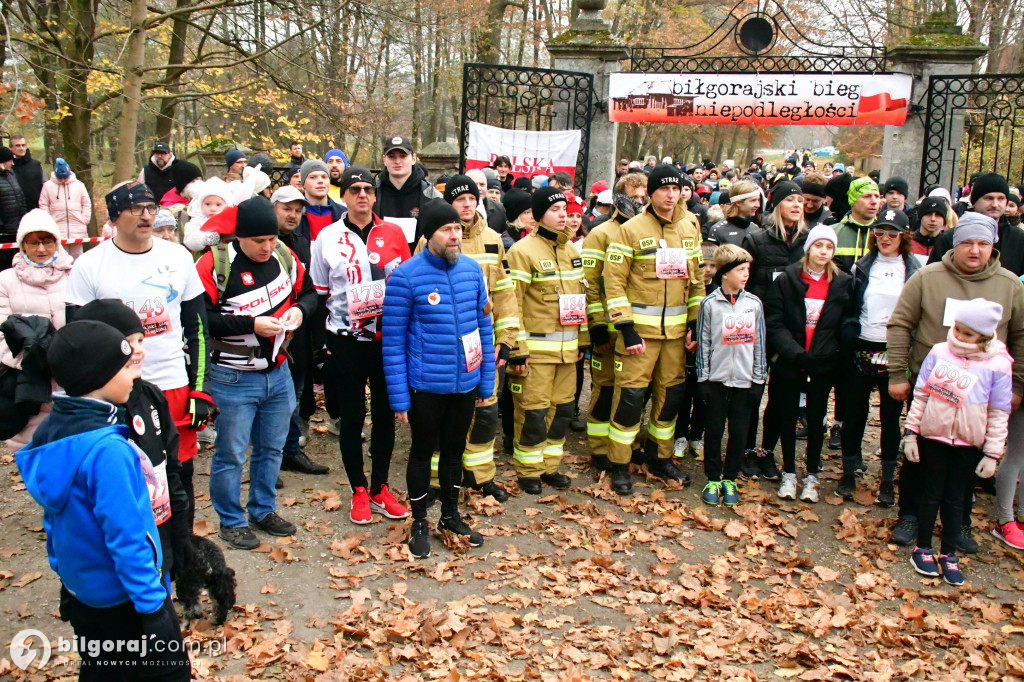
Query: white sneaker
688 439 704 458
778 472 798 500
673 437 688 458
197 424 217 445
327 417 341 436
800 474 820 503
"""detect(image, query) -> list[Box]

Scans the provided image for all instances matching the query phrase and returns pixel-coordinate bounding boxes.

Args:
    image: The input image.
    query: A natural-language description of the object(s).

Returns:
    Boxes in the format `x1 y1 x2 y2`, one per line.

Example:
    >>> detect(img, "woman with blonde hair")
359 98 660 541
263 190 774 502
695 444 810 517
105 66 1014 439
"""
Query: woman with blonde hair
707 179 761 247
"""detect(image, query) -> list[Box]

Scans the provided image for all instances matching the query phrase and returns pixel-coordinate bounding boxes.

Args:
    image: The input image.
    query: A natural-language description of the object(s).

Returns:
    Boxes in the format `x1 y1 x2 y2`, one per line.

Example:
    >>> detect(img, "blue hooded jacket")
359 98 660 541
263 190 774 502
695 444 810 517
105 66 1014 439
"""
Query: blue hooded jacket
382 249 495 412
16 395 167 614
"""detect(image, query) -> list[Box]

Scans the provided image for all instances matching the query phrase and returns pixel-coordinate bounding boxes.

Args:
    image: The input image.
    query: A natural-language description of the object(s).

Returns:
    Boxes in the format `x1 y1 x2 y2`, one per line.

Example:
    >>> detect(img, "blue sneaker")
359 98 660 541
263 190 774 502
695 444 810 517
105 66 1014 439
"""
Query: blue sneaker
702 481 721 505
721 479 740 506
938 553 964 586
910 547 940 577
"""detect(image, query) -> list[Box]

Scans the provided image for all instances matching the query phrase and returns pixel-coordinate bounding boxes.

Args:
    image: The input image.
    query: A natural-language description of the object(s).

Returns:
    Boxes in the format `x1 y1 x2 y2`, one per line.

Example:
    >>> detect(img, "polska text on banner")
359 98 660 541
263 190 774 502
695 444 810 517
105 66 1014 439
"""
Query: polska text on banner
608 73 913 126
465 122 581 185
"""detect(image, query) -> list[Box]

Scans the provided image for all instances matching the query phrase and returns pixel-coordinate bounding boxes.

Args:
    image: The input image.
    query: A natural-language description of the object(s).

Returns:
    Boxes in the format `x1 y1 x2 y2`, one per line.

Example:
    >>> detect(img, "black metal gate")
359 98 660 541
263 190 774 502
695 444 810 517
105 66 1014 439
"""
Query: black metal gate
921 74 1024 195
459 63 593 196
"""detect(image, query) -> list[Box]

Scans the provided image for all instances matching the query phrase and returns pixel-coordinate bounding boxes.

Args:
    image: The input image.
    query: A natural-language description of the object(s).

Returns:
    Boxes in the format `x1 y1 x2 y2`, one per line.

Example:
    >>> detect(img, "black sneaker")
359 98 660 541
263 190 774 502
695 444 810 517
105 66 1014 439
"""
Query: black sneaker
758 449 781 480
876 481 896 507
957 526 979 554
220 525 259 550
611 464 632 494
439 514 484 547
541 472 572 489
854 460 867 475
408 519 431 558
251 512 296 537
740 450 760 479
891 516 917 546
837 474 856 498
828 423 843 450
279 451 330 475
647 458 691 486
477 480 509 503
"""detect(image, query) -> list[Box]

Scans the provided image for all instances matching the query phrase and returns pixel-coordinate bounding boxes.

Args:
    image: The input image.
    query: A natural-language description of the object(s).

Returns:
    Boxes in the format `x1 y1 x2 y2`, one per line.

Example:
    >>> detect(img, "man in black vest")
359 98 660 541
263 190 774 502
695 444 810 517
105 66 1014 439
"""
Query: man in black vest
137 142 179 204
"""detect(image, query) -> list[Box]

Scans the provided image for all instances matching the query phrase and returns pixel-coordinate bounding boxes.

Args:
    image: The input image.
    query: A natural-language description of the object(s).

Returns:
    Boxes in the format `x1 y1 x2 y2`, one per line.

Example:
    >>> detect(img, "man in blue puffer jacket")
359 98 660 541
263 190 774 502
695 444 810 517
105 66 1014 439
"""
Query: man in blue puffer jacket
383 199 495 559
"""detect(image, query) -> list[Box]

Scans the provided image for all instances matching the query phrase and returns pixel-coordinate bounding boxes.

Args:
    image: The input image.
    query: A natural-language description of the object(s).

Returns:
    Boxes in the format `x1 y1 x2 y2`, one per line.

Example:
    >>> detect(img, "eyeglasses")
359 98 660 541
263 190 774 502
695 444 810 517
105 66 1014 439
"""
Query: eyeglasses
346 185 376 196
23 237 56 247
873 228 901 237
129 203 156 216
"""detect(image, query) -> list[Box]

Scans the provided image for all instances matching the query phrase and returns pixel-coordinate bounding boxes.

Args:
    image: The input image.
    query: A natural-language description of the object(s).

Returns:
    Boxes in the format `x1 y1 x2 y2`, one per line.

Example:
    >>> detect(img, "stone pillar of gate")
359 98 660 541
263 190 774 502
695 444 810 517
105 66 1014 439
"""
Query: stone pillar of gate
881 14 987 200
546 0 628 191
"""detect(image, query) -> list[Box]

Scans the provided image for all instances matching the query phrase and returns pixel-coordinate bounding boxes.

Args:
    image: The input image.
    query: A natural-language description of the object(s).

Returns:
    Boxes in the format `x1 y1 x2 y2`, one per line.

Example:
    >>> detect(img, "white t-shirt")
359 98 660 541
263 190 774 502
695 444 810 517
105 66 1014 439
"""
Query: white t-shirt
65 238 205 390
858 254 905 343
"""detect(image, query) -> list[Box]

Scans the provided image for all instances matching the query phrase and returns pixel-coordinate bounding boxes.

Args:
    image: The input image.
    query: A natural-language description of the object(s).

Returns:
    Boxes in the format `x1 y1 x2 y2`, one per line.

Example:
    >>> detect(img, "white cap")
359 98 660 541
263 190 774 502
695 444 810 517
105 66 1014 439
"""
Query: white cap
596 189 613 204
270 185 309 205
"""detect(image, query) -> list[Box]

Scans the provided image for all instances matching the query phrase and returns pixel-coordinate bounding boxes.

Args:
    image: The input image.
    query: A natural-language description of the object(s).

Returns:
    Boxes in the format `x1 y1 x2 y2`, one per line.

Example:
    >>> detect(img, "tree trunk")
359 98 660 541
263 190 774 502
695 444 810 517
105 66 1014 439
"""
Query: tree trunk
154 0 192 143
112 0 148 182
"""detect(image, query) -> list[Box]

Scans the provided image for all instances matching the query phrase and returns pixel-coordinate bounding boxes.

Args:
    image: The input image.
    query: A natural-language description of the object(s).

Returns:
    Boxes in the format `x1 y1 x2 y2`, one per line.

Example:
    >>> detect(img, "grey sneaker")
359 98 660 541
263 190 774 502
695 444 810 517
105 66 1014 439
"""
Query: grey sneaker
778 472 798 500
799 474 820 503
673 437 688 458
197 424 217 445
219 525 259 550
250 512 296 537
327 417 341 436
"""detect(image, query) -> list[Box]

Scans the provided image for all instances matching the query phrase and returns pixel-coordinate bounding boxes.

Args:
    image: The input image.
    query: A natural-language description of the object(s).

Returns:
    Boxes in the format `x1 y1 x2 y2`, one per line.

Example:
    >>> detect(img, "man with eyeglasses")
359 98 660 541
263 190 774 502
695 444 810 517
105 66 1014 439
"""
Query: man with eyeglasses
311 167 412 525
66 181 214 524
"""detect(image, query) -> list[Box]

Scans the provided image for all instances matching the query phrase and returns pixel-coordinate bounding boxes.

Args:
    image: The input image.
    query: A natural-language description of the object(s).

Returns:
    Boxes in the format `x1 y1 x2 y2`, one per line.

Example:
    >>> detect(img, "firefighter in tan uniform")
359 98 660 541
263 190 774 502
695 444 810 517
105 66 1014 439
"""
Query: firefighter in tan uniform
506 187 589 495
580 194 645 470
602 165 705 494
415 176 519 503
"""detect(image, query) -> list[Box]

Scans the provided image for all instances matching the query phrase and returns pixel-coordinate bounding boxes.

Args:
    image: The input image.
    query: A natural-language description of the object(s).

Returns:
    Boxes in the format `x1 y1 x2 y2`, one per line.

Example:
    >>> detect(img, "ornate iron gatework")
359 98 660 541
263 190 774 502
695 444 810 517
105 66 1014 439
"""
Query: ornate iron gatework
459 63 593 195
921 74 1024 195
629 0 885 74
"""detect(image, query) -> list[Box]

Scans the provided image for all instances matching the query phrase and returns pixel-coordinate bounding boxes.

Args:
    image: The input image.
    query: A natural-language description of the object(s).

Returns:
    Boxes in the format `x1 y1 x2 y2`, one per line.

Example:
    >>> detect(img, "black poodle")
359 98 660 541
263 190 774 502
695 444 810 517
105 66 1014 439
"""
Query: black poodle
176 534 236 626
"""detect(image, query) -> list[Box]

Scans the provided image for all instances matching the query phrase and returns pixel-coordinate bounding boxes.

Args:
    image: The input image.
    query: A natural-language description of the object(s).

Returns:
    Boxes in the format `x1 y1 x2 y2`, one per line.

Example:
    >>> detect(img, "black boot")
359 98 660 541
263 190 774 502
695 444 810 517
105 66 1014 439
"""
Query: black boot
518 477 542 495
647 458 691 486
477 480 509 503
541 472 572 490
876 481 896 507
611 464 632 494
591 454 612 471
837 474 856 498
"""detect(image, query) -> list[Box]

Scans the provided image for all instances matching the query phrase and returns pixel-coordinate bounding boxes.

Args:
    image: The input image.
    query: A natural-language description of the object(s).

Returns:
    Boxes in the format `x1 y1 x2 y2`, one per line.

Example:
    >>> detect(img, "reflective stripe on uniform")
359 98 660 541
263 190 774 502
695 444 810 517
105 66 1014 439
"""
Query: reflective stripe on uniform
468 253 500 266
430 454 440 472
587 422 610 437
493 277 514 292
542 444 564 459
587 302 605 315
581 248 605 261
463 448 494 467
510 269 532 283
606 296 630 310
494 316 519 331
609 424 640 445
513 447 544 464
608 243 634 256
632 303 688 327
647 420 676 440
524 329 580 353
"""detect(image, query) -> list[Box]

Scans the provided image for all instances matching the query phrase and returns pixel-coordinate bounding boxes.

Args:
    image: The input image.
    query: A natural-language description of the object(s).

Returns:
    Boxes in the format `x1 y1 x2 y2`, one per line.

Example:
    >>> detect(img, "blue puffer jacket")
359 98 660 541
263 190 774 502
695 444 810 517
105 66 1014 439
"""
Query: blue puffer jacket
383 249 495 411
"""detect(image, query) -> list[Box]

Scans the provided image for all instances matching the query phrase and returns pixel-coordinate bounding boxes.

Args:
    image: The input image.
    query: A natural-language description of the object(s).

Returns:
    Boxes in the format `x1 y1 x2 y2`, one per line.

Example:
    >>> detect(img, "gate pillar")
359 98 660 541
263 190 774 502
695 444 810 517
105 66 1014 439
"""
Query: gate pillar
547 2 628 192
881 14 987 200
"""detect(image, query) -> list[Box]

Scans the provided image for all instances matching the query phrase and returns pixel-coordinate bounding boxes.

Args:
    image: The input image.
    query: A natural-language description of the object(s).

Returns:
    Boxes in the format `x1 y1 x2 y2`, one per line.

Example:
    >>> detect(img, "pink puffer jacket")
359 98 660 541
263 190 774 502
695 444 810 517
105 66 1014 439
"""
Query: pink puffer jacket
0 250 73 451
38 172 92 241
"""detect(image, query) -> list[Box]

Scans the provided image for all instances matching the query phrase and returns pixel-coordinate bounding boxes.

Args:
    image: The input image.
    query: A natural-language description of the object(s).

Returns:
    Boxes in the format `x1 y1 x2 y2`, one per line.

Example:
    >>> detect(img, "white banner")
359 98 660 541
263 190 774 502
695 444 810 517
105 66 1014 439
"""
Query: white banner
609 72 913 126
466 122 581 183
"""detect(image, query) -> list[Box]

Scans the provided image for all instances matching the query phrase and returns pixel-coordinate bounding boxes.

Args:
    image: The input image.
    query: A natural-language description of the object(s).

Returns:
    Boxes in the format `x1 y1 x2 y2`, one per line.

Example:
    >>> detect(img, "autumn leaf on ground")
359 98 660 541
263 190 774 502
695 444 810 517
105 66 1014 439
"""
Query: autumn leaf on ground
12 572 41 588
193 520 215 537
269 547 294 563
261 583 279 594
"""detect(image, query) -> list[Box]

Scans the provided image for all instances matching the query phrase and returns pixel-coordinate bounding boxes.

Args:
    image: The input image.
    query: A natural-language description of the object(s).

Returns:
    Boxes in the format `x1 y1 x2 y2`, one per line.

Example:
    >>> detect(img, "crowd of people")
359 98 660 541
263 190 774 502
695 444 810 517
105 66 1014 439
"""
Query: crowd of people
1 132 1023 676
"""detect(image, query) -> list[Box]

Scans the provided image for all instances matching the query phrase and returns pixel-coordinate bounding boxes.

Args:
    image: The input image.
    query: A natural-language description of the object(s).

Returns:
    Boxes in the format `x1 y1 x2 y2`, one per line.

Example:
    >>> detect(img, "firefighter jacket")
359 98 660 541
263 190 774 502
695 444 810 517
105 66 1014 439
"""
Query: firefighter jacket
581 214 624 341
506 225 589 364
602 202 705 340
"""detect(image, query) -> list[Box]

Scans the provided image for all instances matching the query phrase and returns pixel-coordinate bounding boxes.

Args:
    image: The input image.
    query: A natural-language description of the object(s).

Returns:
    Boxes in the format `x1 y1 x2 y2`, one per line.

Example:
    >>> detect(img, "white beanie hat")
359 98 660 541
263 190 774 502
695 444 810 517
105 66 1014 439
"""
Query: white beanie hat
242 166 271 196
17 209 62 249
804 224 838 253
955 298 1003 337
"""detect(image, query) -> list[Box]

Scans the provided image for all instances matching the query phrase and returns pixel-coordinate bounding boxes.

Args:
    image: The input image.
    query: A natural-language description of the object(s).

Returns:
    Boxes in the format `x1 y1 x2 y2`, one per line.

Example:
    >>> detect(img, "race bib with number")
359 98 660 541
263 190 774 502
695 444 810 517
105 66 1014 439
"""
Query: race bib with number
462 328 482 372
346 280 386 321
655 248 688 279
559 294 586 326
722 312 756 345
923 360 976 408
127 295 171 338
805 298 825 328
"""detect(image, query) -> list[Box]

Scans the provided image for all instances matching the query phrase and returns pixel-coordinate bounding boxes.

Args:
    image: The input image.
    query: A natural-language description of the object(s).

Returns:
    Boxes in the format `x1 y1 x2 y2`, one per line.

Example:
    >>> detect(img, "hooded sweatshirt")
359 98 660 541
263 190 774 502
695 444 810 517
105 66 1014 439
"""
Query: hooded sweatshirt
16 395 166 614
373 164 441 242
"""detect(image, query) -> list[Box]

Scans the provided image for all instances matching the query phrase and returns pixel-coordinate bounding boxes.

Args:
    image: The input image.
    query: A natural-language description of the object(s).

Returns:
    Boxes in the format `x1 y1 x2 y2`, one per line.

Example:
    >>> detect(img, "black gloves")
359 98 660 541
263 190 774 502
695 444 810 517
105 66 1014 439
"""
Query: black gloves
497 343 512 362
187 390 218 430
508 356 527 367
589 324 610 348
168 510 191 581
617 322 643 349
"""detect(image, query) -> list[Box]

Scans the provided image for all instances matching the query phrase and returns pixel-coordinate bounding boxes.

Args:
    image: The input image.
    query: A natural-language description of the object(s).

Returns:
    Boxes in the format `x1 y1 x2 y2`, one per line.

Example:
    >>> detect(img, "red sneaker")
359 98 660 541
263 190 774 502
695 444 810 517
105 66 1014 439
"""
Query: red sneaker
350 487 372 525
369 485 409 520
993 521 1024 550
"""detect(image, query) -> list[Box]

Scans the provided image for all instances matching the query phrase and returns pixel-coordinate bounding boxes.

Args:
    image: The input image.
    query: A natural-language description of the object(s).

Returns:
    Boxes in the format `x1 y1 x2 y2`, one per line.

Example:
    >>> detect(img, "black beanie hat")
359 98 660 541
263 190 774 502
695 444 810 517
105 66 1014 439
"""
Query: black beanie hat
679 174 695 191
918 196 948 220
417 198 461 241
235 196 279 238
881 176 910 198
532 186 567 222
971 173 1010 204
48 321 132 397
513 176 533 193
801 177 827 197
647 164 683 192
444 175 479 204
172 161 203 194
502 189 532 222
76 299 144 337
769 181 801 208
0 146 13 163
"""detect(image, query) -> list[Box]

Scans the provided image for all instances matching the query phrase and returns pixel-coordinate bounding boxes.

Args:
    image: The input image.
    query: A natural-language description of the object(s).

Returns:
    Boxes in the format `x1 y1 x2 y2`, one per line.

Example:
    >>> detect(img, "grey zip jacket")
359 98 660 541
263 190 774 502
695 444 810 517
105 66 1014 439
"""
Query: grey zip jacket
696 288 767 387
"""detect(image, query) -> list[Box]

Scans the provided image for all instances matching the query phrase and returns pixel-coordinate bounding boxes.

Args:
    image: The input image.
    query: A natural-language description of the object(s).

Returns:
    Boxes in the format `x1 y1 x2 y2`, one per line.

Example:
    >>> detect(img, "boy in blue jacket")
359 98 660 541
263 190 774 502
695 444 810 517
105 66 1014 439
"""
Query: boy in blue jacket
383 199 495 559
16 321 190 680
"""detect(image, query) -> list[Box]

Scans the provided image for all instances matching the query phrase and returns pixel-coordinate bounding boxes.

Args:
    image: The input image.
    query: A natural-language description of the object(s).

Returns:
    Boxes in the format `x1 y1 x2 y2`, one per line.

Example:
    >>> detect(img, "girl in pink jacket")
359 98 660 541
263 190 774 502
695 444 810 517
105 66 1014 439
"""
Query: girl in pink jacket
904 299 1013 587
38 158 92 260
